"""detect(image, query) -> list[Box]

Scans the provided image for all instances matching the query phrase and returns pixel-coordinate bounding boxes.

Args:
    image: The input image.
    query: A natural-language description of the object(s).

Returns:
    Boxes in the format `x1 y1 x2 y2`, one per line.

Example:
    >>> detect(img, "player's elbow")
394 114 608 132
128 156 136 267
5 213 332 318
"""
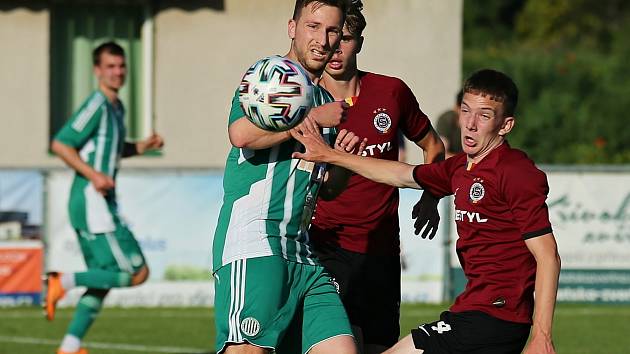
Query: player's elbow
228 124 251 148
229 133 249 148
50 140 65 156
554 250 561 269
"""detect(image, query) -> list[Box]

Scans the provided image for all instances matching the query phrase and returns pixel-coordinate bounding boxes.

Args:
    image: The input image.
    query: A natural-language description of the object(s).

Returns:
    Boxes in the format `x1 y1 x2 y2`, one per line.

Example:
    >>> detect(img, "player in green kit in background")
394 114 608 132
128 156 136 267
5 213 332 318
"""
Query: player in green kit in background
212 1 365 353
47 41 164 354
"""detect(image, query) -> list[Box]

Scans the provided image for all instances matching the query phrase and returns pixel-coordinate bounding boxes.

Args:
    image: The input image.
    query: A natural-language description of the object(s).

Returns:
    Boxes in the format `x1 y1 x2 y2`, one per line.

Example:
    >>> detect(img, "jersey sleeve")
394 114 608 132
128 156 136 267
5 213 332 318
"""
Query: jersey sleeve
397 80 431 142
54 105 103 149
503 162 553 239
412 155 462 197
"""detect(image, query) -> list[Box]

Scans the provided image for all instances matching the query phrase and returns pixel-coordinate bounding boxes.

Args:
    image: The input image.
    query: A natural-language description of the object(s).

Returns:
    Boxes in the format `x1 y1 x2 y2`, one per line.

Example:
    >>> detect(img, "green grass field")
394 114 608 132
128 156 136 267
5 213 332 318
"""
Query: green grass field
1 303 629 353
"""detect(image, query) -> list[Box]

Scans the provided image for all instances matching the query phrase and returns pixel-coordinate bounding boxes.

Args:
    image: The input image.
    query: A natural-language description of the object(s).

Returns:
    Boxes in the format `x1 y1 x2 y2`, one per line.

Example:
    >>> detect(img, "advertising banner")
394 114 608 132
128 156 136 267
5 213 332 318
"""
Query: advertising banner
0 241 43 306
47 170 449 306
47 170 221 306
0 170 44 306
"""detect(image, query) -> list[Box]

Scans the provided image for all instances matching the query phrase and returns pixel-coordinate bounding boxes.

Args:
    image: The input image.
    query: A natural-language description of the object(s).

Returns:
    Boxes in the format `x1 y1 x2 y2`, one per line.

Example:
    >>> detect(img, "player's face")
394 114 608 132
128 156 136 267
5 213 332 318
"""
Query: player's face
94 52 127 92
325 25 362 79
288 2 344 78
459 92 514 159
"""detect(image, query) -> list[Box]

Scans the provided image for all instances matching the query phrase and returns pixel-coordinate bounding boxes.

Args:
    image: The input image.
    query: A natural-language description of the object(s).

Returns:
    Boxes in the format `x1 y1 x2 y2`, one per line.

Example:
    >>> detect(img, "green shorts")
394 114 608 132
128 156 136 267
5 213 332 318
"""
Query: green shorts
214 256 353 354
75 223 145 273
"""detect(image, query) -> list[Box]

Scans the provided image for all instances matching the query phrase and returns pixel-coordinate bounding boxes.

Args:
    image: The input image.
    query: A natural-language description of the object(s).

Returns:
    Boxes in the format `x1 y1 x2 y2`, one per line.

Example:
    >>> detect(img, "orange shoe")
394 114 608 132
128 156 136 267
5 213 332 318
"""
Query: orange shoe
56 348 88 354
43 272 66 321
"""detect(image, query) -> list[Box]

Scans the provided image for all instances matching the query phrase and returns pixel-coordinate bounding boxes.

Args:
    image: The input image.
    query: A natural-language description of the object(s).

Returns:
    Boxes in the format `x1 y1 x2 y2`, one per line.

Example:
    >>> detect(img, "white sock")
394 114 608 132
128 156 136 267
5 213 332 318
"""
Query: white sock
60 334 81 352
60 273 76 290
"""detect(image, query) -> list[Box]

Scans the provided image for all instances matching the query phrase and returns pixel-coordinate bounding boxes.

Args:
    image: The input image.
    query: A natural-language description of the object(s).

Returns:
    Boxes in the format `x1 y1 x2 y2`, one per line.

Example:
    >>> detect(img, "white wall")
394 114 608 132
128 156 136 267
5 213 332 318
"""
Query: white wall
0 6 50 168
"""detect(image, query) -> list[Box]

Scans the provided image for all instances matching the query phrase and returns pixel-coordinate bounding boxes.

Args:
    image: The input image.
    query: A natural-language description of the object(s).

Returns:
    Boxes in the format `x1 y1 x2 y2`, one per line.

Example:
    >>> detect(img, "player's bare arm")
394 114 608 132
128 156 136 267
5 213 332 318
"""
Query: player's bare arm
291 126 418 189
51 140 114 196
307 100 349 127
228 116 292 149
523 233 561 354
415 126 445 164
229 101 348 149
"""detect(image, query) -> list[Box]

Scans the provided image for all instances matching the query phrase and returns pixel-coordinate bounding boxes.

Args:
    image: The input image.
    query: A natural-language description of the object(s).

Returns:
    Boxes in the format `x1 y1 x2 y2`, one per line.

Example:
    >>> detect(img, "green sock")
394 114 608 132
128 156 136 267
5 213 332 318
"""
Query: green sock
67 289 108 338
74 269 132 289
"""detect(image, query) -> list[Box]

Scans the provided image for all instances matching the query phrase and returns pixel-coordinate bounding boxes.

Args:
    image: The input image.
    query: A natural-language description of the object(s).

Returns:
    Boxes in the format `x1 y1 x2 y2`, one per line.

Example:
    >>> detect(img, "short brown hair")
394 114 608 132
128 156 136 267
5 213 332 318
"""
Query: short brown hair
463 69 518 117
345 0 366 38
292 0 350 21
93 41 125 66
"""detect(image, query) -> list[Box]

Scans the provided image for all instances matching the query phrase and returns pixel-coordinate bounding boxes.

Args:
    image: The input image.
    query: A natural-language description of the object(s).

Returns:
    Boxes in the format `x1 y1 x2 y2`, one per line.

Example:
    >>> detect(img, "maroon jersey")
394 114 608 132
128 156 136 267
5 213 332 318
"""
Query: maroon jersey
412 142 552 324
311 71 431 255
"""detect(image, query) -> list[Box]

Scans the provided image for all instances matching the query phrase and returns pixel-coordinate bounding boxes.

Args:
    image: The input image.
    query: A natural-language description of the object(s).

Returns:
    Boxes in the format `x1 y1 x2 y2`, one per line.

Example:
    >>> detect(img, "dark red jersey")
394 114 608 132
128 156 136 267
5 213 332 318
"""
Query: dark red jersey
412 142 552 324
311 71 431 255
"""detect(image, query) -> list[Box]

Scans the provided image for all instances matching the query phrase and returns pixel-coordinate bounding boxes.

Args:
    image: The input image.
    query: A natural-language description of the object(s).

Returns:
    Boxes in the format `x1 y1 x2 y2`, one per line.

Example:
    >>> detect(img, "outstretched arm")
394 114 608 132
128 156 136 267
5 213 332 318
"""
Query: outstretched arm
291 125 420 189
523 233 561 354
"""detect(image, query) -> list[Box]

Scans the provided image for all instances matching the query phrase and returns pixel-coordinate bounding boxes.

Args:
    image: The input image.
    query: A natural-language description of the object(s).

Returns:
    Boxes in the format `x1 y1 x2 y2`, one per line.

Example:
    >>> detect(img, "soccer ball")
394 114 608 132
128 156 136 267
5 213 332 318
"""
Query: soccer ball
239 56 314 131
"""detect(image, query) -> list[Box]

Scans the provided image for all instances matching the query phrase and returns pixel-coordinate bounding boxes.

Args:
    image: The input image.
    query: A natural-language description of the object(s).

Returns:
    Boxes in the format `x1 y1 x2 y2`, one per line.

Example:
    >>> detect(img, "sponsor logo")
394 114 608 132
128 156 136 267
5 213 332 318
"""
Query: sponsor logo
360 141 394 157
469 178 485 203
492 297 506 308
373 108 392 134
455 209 488 223
240 317 261 336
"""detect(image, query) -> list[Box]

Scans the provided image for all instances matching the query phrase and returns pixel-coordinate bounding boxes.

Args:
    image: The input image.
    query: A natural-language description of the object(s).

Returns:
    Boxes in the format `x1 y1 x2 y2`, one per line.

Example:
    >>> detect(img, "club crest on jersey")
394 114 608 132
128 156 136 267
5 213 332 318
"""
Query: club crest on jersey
373 108 392 134
469 178 485 203
240 317 261 336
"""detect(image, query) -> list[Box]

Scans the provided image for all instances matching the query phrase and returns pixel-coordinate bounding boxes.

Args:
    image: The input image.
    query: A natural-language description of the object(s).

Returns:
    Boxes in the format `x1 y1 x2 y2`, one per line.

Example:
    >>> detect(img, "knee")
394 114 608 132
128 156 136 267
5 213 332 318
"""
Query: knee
131 265 149 286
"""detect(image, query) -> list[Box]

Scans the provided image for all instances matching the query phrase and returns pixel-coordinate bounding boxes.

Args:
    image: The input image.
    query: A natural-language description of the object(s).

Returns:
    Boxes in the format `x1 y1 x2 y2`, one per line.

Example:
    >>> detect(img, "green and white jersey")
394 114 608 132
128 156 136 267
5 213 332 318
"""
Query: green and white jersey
54 90 125 234
212 86 335 271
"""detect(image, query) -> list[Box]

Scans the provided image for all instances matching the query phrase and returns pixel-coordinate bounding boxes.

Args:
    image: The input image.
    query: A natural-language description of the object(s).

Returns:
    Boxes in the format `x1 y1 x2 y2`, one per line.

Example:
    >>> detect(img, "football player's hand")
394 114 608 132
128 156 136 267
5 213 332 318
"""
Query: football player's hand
523 329 556 354
412 190 440 239
137 133 164 154
307 101 349 127
290 125 332 163
335 129 367 155
90 172 115 196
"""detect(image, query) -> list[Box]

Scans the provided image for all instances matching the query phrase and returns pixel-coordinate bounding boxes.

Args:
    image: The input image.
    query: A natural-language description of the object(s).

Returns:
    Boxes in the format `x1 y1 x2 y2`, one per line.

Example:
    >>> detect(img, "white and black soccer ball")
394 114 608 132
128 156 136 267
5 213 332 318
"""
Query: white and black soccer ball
239 56 314 131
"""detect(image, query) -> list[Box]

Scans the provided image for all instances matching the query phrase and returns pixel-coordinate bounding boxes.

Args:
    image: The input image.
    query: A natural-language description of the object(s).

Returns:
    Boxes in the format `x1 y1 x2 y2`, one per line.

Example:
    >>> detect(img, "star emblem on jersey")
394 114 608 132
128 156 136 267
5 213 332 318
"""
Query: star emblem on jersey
240 317 261 336
469 178 485 203
373 108 392 134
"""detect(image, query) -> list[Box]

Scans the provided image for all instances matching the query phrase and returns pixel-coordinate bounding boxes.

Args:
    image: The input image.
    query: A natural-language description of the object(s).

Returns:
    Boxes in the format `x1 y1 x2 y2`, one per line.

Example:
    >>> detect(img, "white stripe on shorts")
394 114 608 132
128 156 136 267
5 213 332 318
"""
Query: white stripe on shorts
105 232 133 273
228 259 247 343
